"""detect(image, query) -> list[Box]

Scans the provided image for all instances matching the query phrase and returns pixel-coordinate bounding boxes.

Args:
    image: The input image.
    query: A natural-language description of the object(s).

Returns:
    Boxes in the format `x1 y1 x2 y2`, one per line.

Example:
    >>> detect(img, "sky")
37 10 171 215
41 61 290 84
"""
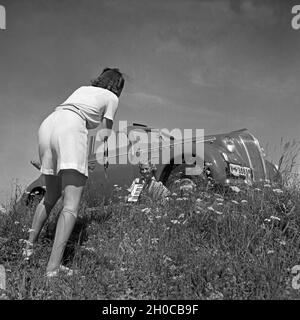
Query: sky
0 0 299 202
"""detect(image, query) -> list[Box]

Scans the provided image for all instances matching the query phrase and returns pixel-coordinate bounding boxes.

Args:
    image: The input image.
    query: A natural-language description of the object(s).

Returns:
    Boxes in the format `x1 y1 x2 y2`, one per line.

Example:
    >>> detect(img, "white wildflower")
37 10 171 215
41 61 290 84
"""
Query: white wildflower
207 206 215 211
171 220 179 224
0 206 6 214
279 240 286 246
231 200 239 205
172 193 178 196
273 188 283 194
151 238 159 244
267 250 275 254
196 198 202 203
270 215 281 221
176 198 183 201
264 184 271 188
141 208 151 214
215 210 223 215
178 214 185 219
230 186 241 193
82 246 96 253
264 218 271 222
241 200 248 204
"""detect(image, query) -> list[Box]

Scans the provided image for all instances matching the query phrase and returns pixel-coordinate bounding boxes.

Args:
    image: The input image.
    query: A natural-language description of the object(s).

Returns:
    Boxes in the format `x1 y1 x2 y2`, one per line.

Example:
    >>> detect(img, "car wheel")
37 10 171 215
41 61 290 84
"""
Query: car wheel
26 188 45 210
165 164 211 195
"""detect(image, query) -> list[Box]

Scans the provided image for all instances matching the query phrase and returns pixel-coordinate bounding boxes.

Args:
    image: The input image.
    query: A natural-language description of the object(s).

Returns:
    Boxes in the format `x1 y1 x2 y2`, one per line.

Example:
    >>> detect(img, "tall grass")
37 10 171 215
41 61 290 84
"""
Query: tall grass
0 149 300 300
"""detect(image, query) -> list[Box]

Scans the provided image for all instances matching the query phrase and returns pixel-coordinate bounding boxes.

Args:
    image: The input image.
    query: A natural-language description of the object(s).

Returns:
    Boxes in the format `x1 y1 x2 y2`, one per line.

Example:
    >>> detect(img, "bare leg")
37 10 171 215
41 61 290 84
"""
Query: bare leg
46 169 87 273
27 175 62 246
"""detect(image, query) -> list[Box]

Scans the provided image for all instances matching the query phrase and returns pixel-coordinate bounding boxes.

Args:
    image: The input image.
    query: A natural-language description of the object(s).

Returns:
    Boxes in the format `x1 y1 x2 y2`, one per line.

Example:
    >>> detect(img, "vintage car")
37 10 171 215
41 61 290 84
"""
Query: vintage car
20 123 281 206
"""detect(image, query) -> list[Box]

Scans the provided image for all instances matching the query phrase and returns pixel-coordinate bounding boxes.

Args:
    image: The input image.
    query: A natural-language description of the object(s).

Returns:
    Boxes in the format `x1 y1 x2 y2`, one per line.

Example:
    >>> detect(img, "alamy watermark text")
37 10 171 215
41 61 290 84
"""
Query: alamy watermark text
0 5 6 30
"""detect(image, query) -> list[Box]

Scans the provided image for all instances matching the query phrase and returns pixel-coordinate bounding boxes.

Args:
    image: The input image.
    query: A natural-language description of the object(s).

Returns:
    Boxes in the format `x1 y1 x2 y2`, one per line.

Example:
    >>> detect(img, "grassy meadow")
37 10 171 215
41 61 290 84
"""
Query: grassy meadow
0 146 300 299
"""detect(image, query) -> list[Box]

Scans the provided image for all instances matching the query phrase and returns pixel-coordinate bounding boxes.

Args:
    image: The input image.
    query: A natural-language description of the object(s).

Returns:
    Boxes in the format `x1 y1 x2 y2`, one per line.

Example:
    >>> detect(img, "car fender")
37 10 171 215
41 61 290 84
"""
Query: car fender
158 142 228 184
25 175 46 194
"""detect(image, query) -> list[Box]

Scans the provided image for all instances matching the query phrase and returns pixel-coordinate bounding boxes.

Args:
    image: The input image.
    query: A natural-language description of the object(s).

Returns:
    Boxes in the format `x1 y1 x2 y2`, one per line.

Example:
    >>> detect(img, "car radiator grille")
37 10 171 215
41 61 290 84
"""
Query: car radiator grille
239 133 266 182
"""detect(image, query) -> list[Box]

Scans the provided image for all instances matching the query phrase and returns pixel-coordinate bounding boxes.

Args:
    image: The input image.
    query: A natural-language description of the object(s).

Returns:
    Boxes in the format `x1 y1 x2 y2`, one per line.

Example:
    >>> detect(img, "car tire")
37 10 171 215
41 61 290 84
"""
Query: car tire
26 188 45 210
165 164 211 195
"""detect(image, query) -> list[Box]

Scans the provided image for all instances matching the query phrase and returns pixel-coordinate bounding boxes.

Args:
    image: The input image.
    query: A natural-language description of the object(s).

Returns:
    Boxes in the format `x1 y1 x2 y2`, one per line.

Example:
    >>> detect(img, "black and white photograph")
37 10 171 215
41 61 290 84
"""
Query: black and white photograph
0 0 300 303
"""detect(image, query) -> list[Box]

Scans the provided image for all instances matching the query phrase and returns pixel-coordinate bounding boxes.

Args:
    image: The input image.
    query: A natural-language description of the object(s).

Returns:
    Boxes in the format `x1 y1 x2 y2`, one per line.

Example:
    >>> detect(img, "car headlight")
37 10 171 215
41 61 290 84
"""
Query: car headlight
223 137 235 153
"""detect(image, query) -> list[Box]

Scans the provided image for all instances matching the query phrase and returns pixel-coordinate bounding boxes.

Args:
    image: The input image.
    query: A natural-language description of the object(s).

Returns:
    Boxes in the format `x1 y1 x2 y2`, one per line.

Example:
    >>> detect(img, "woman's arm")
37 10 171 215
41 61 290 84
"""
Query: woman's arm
98 117 113 142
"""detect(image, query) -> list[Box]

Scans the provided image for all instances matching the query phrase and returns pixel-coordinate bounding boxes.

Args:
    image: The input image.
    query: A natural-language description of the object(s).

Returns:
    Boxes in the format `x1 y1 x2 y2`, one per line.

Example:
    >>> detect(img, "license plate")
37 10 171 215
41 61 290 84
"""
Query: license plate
229 164 252 178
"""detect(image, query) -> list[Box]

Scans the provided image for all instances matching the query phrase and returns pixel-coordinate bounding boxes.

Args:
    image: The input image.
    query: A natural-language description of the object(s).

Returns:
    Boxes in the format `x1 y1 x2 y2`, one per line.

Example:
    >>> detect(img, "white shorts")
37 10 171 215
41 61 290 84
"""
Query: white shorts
38 108 89 177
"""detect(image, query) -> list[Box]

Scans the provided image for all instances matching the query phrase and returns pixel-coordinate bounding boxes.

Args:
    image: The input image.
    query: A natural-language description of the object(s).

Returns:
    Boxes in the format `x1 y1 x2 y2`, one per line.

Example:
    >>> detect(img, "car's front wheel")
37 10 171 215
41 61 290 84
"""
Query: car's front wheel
165 164 211 195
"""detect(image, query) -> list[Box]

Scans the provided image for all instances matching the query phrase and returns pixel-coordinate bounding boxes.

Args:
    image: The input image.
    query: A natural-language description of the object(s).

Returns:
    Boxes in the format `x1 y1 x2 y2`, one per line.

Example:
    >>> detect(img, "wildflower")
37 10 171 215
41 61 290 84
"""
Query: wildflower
216 198 224 202
114 184 118 187
182 197 188 201
141 208 151 214
279 240 286 246
207 206 214 211
196 198 202 203
178 213 185 219
155 215 161 219
267 250 275 254
270 215 281 221
230 186 241 193
264 184 271 188
151 238 159 244
241 200 248 204
215 210 223 215
0 206 6 214
254 188 262 192
14 221 19 225
171 220 179 224
264 218 271 222
273 188 283 194
120 267 127 272
176 198 183 201
172 193 178 196
82 246 96 253
196 210 200 214
231 200 239 205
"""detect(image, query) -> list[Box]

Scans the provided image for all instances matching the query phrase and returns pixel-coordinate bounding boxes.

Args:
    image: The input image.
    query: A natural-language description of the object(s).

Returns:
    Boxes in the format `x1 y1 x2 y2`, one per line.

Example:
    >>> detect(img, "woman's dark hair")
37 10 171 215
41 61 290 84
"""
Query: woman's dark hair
91 68 125 97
